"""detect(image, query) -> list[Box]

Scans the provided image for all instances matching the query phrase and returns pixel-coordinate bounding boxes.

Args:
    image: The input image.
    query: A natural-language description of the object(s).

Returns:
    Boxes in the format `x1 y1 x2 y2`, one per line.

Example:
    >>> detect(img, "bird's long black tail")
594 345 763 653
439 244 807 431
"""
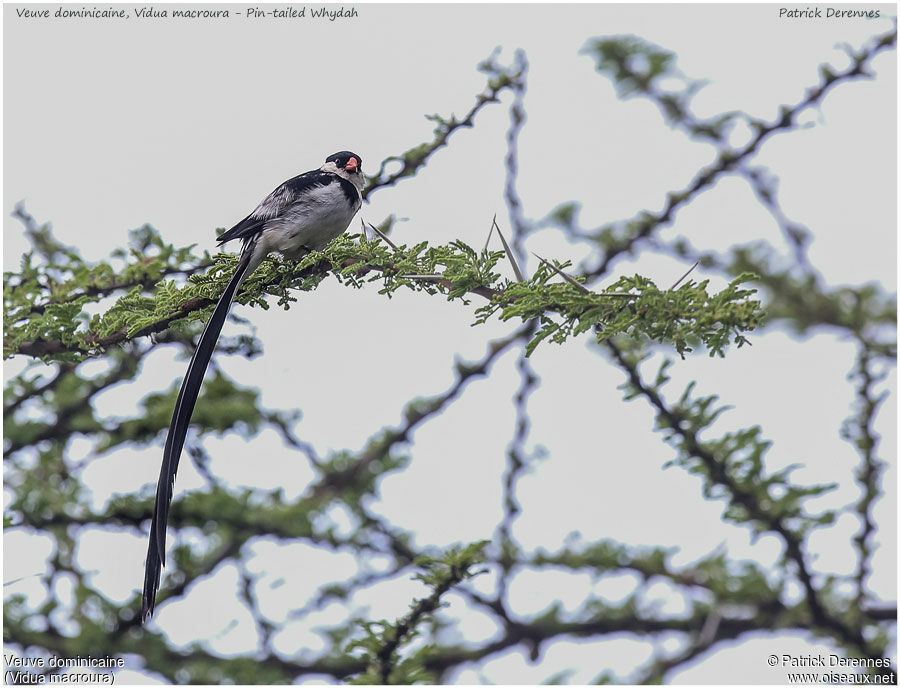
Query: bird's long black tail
142 242 259 622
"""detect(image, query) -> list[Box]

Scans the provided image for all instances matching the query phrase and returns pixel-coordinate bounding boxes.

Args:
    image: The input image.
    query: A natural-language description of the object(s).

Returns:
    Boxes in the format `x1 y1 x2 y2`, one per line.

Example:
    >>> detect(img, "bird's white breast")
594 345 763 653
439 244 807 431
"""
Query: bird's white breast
257 182 359 258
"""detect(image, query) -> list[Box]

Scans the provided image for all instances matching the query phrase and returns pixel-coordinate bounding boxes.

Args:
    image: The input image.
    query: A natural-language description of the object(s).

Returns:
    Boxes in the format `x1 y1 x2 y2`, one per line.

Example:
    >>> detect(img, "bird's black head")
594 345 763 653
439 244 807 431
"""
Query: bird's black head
325 151 362 174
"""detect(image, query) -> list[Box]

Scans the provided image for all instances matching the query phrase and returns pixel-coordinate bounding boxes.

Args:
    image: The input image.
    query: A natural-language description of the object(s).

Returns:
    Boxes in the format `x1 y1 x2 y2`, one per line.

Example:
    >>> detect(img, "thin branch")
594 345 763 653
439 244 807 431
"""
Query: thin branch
503 49 530 261
495 335 539 598
845 341 889 609
582 26 896 281
362 54 526 202
3 363 74 416
308 324 531 500
604 338 893 672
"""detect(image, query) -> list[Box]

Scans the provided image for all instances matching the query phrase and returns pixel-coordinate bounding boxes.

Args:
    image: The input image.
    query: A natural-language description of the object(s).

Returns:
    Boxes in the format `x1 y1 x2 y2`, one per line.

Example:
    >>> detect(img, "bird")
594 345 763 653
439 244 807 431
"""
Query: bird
142 151 365 622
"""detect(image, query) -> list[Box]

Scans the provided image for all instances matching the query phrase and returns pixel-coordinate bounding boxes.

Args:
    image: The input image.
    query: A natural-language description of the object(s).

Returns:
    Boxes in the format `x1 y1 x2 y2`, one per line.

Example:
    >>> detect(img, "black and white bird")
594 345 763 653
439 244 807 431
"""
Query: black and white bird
142 151 365 621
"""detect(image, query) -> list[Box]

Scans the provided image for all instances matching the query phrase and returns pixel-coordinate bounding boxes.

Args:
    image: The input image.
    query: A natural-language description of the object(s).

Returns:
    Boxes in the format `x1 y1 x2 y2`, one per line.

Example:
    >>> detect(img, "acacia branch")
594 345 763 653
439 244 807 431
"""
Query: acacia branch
3 363 74 416
7 252 502 359
846 341 889 610
362 52 526 202
309 324 529 500
582 26 896 281
604 339 894 673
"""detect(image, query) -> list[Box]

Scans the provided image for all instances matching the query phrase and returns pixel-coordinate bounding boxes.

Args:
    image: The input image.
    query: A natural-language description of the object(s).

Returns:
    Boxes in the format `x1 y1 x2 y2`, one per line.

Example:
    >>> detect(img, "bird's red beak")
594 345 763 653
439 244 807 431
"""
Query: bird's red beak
345 157 358 173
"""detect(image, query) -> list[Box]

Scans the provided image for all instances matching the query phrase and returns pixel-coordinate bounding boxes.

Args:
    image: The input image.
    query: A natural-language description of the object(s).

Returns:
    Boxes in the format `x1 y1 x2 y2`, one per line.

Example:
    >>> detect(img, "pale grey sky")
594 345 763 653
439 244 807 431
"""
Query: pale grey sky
3 2 897 684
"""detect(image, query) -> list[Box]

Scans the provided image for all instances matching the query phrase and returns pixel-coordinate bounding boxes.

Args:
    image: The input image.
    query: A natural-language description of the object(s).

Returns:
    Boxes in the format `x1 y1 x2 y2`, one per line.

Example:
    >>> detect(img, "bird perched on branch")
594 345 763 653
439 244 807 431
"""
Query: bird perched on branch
142 151 365 621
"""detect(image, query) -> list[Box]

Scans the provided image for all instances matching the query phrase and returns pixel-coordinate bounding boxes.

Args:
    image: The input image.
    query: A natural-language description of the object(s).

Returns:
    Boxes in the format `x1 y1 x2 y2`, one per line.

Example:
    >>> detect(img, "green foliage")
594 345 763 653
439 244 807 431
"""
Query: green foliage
691 242 897 340
4 227 763 364
531 540 783 607
478 259 762 357
582 35 737 142
584 36 676 97
619 356 838 542
363 48 526 200
4 222 211 361
347 542 489 684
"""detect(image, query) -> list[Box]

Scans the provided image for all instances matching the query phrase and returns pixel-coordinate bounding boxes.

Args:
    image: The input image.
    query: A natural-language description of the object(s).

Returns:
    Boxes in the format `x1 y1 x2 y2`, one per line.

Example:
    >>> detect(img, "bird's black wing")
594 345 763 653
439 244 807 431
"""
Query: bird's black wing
142 241 258 621
216 171 337 245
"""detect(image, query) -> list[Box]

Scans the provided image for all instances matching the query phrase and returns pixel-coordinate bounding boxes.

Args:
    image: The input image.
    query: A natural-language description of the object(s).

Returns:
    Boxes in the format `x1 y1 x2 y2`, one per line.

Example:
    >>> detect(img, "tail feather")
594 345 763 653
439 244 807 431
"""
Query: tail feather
142 242 260 622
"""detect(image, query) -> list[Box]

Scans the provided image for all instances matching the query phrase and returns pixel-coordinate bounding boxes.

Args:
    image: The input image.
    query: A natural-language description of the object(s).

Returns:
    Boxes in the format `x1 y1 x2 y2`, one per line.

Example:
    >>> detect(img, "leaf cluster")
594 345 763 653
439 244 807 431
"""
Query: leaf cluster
4 226 764 364
582 36 737 142
479 260 763 357
347 542 489 684
620 354 838 544
4 222 211 361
